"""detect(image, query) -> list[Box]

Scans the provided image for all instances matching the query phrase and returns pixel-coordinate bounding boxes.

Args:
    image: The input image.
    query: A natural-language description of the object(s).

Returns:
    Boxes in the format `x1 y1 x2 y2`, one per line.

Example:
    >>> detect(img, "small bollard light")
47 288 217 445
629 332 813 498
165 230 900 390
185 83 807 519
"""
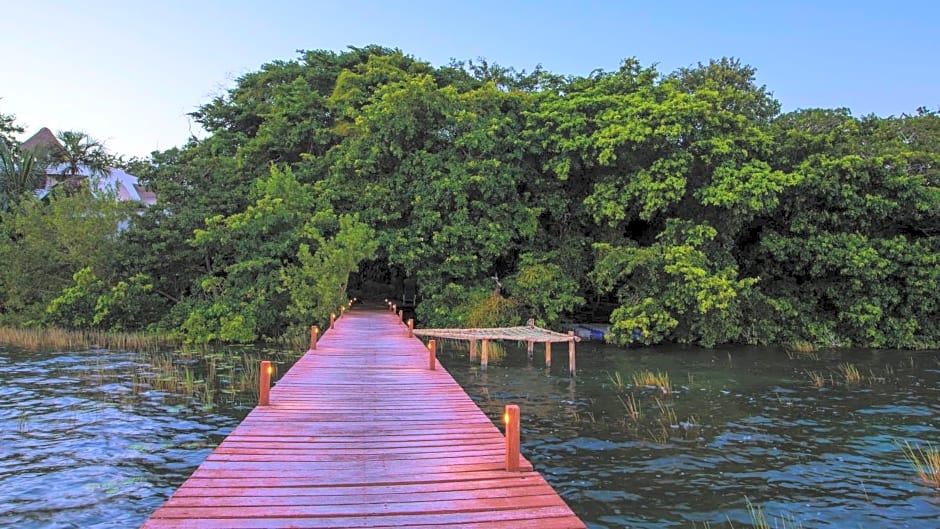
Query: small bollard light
259 360 272 406
407 318 414 337
310 325 319 350
330 312 336 329
504 404 520 471
429 339 437 370
340 305 346 317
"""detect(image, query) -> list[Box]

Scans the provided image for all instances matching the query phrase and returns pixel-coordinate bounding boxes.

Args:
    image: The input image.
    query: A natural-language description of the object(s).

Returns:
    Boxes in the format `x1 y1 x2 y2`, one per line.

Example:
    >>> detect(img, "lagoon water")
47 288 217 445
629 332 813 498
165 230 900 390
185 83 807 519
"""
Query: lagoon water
0 342 938 528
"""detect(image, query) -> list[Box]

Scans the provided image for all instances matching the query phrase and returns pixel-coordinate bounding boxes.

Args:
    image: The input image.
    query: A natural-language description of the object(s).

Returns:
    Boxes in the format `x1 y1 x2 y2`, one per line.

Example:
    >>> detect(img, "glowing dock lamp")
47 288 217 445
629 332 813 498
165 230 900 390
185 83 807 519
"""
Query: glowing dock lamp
330 312 336 330
428 339 437 370
340 305 346 317
259 360 273 406
504 404 520 471
310 325 319 350
407 318 414 337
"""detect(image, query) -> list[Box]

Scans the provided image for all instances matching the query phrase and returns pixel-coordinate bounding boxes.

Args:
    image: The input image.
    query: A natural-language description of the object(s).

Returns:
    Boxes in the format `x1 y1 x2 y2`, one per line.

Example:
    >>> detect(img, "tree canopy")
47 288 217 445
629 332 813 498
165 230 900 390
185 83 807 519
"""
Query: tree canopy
2 47 938 348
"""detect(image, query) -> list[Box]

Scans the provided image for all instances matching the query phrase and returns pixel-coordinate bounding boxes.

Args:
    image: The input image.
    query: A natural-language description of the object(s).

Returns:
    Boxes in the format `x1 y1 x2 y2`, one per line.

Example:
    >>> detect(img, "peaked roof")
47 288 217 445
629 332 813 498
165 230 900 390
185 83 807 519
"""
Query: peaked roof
22 126 157 206
20 127 64 154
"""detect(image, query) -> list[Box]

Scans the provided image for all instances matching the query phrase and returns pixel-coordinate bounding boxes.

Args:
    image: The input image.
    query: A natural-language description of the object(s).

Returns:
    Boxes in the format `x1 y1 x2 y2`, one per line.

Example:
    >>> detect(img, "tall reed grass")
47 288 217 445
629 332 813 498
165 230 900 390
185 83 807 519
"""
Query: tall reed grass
900 440 940 490
838 362 862 384
806 370 826 388
632 369 671 394
0 326 178 352
745 497 803 528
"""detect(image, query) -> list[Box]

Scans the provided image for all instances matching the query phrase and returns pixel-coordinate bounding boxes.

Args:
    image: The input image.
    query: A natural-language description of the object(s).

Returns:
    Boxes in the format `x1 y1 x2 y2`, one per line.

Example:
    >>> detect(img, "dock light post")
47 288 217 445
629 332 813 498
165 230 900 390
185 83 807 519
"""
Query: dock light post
259 360 272 406
408 318 414 337
330 312 336 330
340 305 346 318
310 325 319 350
504 404 520 471
429 339 437 370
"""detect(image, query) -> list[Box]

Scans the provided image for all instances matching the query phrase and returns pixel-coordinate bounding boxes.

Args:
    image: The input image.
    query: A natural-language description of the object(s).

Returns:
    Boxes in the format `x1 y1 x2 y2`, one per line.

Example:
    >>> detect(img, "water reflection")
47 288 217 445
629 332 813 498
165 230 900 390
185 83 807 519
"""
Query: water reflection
1 340 938 528
0 345 298 528
440 341 940 528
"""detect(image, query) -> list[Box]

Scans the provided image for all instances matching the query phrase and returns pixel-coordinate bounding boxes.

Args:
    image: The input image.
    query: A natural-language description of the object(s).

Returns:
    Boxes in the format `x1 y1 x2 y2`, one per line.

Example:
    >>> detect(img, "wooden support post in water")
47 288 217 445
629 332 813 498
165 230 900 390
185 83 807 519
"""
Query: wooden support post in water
429 339 437 370
504 404 520 472
310 325 319 350
545 341 552 367
259 360 272 406
481 339 489 370
469 340 477 361
407 318 414 337
527 340 534 359
568 331 576 377
330 312 336 330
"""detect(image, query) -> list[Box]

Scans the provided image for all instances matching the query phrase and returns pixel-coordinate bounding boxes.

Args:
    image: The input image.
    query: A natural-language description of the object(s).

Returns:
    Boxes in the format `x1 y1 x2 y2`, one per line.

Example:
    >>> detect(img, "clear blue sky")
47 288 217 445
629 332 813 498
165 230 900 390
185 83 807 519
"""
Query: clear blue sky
3 0 938 158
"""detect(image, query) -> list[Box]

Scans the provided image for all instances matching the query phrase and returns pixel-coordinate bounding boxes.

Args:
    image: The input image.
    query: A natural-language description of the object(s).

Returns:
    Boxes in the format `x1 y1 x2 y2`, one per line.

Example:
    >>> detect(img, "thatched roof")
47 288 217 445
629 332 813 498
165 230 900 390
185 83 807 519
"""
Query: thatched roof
20 127 64 154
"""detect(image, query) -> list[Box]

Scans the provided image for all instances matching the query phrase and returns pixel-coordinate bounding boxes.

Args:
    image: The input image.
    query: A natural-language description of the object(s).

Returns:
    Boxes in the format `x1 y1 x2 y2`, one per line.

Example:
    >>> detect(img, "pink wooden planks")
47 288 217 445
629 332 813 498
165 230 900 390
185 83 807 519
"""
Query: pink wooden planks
142 307 585 529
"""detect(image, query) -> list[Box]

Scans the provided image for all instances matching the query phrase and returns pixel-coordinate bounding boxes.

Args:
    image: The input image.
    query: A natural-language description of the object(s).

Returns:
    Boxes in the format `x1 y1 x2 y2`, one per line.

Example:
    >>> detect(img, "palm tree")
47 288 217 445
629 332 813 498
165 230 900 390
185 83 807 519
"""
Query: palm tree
53 131 112 190
0 141 47 211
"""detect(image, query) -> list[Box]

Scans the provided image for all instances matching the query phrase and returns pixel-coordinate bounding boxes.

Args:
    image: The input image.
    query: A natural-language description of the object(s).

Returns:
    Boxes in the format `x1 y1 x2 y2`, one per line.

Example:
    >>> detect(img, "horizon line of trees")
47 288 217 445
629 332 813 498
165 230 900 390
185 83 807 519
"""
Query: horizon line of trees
2 45 938 348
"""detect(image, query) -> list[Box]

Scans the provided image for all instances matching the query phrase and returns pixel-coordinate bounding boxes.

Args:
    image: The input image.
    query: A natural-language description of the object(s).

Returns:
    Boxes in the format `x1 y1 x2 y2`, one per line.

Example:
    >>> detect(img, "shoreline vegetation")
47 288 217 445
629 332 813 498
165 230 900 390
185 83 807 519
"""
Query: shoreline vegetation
0 325 179 352
3 45 939 350
0 325 308 352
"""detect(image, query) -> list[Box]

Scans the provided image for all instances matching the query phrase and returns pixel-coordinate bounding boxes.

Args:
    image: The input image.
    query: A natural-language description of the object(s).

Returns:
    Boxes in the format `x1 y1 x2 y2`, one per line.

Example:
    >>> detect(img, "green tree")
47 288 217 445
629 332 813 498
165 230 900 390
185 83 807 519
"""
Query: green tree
0 142 47 211
0 188 132 324
0 103 24 147
44 267 106 328
282 212 378 326
507 252 585 327
752 108 940 347
181 165 376 342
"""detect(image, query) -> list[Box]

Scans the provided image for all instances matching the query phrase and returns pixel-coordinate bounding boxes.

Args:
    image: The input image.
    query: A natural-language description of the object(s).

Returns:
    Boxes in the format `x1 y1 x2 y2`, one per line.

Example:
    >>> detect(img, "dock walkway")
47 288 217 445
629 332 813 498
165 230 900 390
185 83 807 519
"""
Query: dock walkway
143 307 585 528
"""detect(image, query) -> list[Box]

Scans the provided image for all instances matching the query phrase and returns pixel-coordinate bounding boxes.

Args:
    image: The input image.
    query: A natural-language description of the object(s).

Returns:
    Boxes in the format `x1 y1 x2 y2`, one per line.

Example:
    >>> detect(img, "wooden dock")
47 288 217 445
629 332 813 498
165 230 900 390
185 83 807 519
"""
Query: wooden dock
142 307 585 528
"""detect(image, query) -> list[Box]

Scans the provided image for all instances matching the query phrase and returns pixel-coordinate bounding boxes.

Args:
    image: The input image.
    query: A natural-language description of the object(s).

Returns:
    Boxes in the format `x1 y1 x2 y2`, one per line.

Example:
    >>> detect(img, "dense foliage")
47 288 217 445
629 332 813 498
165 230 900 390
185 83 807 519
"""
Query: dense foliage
1 47 938 347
